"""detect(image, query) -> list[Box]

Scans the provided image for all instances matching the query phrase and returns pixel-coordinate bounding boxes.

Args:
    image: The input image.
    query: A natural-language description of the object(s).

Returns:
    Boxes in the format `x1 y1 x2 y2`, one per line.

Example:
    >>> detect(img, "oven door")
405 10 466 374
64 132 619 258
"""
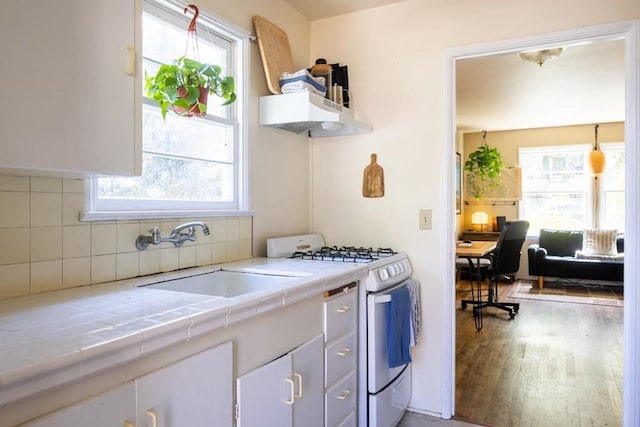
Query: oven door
367 280 412 393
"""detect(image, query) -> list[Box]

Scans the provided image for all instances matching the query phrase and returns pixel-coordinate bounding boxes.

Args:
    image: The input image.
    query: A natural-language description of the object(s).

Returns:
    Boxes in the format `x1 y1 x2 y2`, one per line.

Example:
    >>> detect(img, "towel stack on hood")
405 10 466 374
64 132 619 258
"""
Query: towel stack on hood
279 69 327 97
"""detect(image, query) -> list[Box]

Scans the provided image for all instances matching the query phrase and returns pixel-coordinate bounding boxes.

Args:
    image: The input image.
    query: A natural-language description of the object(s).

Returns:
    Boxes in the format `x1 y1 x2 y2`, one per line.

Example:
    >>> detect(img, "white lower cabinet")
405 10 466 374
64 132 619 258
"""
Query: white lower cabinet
323 284 358 427
236 334 324 427
136 341 233 426
336 410 356 427
23 341 233 427
23 382 136 427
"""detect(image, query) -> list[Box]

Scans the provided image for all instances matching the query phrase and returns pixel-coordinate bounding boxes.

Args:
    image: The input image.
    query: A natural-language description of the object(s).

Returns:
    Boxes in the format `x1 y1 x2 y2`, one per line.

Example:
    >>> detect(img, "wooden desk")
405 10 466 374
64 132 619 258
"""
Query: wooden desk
461 231 501 242
456 241 496 258
456 241 496 330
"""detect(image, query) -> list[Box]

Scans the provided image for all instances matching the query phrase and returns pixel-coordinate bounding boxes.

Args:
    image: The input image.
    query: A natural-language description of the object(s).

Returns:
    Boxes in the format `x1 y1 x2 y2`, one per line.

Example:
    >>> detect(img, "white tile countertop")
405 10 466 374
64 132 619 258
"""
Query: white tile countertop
0 258 367 407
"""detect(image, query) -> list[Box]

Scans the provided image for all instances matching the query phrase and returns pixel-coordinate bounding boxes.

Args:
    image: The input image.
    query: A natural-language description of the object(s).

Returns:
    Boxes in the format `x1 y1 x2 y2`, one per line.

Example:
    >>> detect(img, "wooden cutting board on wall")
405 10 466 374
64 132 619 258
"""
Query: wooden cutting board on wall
253 15 295 94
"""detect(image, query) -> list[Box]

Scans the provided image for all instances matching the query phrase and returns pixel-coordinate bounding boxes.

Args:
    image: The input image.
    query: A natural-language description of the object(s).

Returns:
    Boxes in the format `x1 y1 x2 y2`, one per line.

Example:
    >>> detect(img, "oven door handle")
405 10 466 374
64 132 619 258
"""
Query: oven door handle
373 294 391 304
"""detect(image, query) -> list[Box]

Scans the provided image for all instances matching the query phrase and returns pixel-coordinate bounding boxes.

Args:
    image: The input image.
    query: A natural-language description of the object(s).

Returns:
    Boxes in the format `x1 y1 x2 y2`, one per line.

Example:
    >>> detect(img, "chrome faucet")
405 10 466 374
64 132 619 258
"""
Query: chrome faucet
136 222 210 250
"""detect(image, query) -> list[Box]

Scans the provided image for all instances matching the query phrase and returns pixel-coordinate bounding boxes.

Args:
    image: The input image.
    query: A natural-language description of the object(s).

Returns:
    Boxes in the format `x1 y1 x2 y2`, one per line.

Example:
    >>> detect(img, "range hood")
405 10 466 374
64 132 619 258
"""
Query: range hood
259 91 372 138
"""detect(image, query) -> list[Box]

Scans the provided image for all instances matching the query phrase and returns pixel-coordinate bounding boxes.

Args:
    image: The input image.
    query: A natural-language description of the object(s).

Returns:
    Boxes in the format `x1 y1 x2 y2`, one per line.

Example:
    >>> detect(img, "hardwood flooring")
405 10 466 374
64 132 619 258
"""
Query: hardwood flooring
455 280 623 427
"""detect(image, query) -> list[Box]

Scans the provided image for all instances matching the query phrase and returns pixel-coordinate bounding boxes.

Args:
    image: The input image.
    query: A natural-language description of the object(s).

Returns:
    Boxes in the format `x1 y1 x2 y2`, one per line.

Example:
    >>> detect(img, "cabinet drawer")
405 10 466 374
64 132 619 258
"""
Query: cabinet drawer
324 371 357 427
325 331 356 387
324 292 357 342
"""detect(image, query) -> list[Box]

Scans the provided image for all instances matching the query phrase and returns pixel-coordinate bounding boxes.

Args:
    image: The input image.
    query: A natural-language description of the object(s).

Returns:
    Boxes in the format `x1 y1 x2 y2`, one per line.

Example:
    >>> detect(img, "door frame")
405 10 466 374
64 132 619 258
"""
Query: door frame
442 19 640 425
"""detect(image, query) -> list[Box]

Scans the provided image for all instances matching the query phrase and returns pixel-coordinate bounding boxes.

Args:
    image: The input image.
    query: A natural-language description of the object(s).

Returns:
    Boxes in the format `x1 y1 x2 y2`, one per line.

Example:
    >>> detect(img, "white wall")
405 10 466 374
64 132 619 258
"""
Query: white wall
308 0 640 416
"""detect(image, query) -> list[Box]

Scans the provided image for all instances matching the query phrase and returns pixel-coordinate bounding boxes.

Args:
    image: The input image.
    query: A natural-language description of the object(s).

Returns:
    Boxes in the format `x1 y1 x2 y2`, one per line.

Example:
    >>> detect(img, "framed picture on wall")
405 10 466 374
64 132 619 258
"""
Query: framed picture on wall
456 152 462 214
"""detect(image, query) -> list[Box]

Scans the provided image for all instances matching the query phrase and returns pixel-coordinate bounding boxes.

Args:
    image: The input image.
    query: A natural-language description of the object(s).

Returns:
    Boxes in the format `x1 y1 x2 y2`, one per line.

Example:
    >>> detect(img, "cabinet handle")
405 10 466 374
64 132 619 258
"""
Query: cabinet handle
336 348 351 357
145 409 159 427
123 422 135 427
336 306 351 313
125 45 135 76
336 390 352 400
285 378 295 405
293 372 303 398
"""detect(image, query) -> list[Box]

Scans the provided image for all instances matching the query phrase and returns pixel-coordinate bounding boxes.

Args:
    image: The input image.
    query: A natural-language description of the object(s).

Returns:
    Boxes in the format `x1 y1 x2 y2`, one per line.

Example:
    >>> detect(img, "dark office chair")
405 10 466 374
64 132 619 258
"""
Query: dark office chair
462 220 530 321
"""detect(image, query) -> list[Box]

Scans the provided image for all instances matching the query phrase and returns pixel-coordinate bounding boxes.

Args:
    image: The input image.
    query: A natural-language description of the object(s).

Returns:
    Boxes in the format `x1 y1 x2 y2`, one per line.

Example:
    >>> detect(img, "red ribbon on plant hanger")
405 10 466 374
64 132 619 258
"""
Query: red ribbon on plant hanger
183 4 201 61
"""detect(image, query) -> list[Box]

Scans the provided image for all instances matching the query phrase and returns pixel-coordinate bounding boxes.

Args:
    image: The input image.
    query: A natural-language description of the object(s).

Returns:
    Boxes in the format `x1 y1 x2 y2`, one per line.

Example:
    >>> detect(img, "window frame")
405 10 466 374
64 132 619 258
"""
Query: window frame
82 0 252 221
598 142 625 230
519 142 625 235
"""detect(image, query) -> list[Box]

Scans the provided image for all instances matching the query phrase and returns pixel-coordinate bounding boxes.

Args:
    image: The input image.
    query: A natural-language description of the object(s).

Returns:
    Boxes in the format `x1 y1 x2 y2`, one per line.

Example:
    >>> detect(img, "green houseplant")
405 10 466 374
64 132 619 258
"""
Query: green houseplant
145 56 236 120
464 142 504 198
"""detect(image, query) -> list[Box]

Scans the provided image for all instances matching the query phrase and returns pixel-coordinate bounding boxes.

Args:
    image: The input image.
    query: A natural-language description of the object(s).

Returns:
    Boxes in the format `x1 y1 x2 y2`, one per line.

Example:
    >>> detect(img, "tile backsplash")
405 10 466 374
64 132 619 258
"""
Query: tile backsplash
0 176 253 300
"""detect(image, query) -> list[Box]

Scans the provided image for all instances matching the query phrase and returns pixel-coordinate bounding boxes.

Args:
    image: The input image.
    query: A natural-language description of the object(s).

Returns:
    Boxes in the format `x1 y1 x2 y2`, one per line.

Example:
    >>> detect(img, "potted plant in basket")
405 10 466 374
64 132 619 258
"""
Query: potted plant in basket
145 56 237 120
464 140 504 199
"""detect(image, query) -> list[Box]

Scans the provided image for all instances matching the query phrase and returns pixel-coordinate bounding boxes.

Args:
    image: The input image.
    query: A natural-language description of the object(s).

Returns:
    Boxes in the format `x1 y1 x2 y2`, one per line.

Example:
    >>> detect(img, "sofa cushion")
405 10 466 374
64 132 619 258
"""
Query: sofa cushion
582 229 618 256
539 229 583 257
540 255 624 282
575 250 624 261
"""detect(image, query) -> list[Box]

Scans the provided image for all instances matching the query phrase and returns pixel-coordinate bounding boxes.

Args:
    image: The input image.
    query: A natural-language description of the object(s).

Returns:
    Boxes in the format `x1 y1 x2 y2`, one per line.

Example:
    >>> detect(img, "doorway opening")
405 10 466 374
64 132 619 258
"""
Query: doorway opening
442 20 640 426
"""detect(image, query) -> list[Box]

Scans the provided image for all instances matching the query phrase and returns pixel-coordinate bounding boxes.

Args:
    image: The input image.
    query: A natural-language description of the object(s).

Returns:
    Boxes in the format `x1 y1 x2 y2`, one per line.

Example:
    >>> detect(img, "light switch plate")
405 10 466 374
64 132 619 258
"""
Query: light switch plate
419 209 432 230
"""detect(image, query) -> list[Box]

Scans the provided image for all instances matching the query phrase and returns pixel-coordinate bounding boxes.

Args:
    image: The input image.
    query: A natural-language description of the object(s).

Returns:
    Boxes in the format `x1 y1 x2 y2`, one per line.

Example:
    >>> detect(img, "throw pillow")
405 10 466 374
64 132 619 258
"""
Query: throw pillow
582 229 618 256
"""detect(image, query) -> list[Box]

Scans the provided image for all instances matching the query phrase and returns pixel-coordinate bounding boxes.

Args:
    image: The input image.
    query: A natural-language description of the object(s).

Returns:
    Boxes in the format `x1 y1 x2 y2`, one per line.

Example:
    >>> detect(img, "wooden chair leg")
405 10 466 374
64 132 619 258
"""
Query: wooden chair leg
537 276 544 289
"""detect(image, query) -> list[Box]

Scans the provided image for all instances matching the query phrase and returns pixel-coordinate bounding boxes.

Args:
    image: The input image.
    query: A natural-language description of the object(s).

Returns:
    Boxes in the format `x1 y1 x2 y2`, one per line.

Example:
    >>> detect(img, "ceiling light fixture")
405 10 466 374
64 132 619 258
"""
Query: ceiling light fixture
517 47 564 66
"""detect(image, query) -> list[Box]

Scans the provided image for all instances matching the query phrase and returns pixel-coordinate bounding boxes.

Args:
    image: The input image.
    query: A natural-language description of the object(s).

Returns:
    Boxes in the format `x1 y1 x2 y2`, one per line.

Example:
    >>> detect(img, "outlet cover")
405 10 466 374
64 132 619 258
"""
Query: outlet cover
419 209 432 230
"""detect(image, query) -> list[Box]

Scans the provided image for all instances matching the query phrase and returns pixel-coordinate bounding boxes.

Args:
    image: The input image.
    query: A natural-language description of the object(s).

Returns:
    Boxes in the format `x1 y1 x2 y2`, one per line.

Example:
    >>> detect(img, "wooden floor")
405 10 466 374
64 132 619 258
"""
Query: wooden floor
455 279 623 427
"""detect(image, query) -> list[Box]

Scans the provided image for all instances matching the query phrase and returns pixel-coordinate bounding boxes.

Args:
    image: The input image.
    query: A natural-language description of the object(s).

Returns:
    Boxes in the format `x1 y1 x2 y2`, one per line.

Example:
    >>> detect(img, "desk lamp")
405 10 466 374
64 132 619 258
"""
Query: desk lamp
471 211 489 231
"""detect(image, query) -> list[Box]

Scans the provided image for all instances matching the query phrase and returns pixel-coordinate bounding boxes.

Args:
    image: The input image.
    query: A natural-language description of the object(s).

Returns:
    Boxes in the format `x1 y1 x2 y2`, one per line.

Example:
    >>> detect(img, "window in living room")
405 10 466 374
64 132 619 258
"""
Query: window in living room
519 143 625 235
600 142 625 230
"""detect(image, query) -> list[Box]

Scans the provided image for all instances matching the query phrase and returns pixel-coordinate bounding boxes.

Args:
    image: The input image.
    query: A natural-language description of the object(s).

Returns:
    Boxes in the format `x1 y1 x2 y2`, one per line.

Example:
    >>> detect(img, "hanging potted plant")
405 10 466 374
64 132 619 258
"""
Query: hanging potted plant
464 132 504 199
145 56 236 120
144 4 236 121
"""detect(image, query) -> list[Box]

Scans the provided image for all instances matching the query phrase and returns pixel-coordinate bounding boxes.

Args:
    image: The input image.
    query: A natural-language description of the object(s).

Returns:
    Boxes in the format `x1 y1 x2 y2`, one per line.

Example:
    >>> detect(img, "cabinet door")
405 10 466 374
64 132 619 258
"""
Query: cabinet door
236 354 293 427
23 382 136 427
136 341 233 427
291 334 324 427
0 0 141 176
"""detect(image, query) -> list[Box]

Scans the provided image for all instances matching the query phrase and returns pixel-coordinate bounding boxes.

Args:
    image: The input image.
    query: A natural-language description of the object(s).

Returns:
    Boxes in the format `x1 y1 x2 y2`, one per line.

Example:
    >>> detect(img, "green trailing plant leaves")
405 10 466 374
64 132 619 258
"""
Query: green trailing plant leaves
464 143 504 198
145 56 236 120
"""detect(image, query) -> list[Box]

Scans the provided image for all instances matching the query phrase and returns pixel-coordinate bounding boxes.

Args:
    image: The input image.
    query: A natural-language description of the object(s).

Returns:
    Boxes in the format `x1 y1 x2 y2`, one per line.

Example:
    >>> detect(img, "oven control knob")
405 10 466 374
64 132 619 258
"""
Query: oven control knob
378 268 389 281
388 265 398 276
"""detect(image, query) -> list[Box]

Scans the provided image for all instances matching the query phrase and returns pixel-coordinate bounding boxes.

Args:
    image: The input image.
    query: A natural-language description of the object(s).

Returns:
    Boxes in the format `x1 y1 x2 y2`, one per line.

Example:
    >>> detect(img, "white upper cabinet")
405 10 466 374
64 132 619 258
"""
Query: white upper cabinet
0 0 141 176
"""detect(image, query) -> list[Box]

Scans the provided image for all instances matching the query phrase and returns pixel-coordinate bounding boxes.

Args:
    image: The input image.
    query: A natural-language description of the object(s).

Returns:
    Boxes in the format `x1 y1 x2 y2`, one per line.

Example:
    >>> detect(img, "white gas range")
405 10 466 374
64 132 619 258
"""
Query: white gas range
267 234 416 427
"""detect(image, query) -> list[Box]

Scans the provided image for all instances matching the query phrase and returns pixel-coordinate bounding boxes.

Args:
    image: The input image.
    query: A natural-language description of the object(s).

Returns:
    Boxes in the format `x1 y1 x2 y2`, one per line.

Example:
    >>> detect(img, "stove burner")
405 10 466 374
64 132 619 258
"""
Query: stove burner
290 246 397 263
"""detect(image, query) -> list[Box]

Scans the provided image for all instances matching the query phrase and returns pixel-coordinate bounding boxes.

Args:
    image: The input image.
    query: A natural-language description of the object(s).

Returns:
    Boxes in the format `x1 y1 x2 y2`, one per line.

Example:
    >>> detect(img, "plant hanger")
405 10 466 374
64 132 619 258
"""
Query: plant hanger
144 2 237 120
184 4 201 61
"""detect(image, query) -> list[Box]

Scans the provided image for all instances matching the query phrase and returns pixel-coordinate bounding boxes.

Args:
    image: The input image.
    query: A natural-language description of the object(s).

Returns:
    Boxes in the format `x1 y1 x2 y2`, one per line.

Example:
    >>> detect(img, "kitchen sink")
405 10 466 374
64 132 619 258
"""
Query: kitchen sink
141 270 298 299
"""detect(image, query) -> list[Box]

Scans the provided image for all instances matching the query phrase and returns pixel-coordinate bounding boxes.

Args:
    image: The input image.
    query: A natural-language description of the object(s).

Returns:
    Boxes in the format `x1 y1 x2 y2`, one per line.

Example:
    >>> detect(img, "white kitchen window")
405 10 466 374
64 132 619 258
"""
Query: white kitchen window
85 0 250 219
519 143 625 235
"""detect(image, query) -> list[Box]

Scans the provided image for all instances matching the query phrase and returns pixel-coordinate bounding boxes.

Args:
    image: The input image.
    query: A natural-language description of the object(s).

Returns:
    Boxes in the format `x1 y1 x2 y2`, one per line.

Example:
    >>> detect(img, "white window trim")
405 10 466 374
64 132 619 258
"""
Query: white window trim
598 141 625 230
81 0 252 221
